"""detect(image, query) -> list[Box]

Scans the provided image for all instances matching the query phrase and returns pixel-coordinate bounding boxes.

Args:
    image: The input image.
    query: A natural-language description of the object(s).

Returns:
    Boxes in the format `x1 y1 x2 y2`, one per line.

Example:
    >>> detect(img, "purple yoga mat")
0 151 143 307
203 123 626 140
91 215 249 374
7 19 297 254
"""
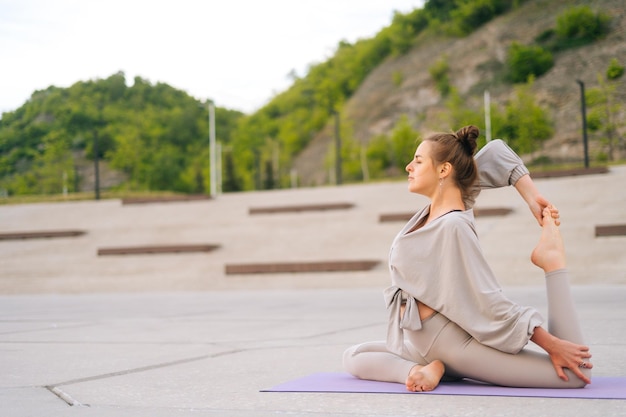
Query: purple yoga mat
262 372 626 400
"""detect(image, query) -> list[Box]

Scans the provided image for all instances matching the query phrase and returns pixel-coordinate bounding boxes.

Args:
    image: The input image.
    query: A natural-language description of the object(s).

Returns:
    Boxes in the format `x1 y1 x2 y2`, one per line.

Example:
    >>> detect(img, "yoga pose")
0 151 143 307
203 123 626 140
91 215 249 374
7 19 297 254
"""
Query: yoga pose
343 126 592 392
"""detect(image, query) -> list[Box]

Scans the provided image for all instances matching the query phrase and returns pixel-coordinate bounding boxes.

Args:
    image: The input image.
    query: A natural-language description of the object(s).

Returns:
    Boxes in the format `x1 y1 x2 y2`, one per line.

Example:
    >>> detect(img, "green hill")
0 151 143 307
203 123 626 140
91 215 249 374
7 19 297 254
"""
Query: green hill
0 73 243 195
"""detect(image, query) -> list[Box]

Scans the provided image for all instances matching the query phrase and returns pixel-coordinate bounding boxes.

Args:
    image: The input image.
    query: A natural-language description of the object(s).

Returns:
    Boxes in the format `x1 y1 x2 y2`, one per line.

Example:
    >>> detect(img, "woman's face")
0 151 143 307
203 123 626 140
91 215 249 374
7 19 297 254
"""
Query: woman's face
405 141 439 196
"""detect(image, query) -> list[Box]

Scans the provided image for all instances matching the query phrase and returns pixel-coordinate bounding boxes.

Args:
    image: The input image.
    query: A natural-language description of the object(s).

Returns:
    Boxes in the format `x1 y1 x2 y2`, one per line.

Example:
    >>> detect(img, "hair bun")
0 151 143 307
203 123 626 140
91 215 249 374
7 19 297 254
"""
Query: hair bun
455 125 479 156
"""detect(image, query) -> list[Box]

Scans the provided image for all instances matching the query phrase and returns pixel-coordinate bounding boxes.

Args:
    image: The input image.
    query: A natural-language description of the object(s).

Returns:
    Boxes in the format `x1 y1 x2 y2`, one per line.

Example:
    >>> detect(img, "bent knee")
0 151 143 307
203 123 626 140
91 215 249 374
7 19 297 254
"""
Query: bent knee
342 345 360 376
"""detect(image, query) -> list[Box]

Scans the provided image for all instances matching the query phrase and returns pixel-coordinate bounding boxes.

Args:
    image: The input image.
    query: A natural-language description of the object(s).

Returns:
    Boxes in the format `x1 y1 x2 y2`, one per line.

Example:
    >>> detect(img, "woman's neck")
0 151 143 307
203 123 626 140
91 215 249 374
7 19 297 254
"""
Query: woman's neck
427 188 465 222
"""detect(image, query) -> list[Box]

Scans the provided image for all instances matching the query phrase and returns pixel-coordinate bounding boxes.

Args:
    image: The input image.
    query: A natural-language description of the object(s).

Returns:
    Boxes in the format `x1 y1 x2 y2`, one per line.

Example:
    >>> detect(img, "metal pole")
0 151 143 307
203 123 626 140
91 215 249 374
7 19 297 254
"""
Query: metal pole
576 80 590 169
209 101 217 197
216 141 222 195
484 90 492 142
93 128 100 200
334 111 342 185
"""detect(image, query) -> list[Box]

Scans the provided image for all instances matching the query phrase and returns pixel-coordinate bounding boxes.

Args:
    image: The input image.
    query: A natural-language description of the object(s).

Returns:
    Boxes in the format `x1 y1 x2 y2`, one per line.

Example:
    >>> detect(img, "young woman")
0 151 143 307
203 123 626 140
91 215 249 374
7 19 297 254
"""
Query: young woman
343 125 592 392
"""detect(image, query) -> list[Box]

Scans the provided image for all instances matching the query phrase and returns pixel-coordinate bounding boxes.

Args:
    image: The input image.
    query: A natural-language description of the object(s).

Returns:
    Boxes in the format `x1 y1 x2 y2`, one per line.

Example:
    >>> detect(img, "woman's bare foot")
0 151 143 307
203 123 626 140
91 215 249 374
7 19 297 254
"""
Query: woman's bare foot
406 360 445 392
530 207 566 273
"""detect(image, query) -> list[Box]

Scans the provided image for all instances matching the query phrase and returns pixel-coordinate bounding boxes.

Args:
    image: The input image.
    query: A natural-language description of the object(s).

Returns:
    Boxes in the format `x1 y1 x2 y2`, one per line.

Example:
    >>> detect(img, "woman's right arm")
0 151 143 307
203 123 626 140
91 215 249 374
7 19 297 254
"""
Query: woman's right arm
475 139 529 189
466 139 529 208
531 326 592 384
472 139 558 225
514 174 560 226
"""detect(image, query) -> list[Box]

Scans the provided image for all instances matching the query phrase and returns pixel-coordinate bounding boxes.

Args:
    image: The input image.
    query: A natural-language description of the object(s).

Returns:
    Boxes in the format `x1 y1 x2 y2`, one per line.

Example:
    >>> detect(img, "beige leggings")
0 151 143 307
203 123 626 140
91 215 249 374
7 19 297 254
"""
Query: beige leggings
343 269 591 388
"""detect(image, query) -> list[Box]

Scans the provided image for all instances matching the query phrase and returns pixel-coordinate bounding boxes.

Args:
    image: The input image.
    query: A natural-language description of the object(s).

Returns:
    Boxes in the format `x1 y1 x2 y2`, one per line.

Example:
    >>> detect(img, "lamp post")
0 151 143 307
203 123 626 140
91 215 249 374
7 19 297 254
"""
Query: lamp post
93 101 103 200
208 100 217 197
576 80 590 169
334 110 342 185
484 90 492 143
93 128 100 200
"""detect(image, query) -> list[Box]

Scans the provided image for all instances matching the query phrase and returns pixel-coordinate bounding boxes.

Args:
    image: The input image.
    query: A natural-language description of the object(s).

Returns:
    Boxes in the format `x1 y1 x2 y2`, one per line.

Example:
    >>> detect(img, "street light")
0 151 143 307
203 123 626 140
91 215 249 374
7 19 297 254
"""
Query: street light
576 80 590 169
334 110 342 185
208 100 217 197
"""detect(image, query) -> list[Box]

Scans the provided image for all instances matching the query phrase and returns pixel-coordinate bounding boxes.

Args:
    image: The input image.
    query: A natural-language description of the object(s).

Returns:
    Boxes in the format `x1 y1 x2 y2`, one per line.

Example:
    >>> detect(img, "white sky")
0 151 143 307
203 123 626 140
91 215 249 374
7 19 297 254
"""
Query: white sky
0 0 423 116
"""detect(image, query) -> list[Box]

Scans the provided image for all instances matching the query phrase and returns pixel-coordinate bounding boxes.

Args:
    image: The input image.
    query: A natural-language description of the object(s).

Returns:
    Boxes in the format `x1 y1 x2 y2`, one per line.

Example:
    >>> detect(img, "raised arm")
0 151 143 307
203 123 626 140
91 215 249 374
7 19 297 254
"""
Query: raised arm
514 175 559 226
475 139 529 190
468 139 557 226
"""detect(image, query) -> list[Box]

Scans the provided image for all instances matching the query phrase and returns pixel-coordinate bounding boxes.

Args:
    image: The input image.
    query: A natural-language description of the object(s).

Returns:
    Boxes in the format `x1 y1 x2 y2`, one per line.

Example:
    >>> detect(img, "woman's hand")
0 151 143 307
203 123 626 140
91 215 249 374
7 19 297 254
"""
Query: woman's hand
531 326 592 384
514 175 560 226
529 195 560 227
546 337 593 384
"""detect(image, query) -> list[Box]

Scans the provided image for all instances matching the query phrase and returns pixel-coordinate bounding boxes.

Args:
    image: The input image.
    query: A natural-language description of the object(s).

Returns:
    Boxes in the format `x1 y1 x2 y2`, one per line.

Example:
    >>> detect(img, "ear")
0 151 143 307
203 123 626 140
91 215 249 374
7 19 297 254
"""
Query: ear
439 162 452 178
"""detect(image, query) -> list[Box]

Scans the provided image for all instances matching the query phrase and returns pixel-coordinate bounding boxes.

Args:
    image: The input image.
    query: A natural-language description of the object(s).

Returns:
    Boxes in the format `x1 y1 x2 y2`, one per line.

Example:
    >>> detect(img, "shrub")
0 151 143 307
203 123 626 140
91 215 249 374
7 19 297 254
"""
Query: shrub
450 0 497 35
606 58 624 80
595 152 609 163
429 57 451 96
529 155 552 166
498 78 554 155
506 42 554 83
392 71 404 88
448 0 527 36
554 5 611 47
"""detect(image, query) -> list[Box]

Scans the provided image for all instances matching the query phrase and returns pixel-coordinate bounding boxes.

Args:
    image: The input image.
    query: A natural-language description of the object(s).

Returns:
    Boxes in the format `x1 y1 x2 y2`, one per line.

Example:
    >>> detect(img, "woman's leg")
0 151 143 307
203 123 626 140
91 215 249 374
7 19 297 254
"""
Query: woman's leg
531 208 585 345
343 341 445 391
543 269 585 344
343 341 416 384
416 315 588 388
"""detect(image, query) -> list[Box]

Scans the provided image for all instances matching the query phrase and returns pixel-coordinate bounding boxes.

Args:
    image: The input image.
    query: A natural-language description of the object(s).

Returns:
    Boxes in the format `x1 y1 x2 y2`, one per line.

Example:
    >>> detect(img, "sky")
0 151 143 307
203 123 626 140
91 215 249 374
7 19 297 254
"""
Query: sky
0 0 423 116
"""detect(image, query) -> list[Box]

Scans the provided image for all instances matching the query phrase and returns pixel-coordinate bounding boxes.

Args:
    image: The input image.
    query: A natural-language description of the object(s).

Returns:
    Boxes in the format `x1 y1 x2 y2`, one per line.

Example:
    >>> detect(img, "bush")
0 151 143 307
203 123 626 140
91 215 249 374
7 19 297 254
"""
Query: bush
447 0 526 36
363 116 420 179
392 71 404 88
607 58 624 80
429 57 451 96
497 78 554 155
450 0 497 35
386 9 429 55
506 42 554 83
529 155 552 166
596 152 609 163
554 5 611 48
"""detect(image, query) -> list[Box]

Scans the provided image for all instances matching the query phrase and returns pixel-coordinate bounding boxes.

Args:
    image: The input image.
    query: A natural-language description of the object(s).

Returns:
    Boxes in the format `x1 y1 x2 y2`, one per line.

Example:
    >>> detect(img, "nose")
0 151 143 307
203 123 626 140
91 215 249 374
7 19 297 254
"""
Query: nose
406 162 412 173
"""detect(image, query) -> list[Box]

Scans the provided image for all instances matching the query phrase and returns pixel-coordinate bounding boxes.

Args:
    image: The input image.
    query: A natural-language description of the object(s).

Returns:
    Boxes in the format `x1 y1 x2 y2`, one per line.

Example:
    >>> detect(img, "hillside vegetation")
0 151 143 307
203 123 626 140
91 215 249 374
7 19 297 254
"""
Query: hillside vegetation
0 74 243 195
294 0 625 185
1 0 624 196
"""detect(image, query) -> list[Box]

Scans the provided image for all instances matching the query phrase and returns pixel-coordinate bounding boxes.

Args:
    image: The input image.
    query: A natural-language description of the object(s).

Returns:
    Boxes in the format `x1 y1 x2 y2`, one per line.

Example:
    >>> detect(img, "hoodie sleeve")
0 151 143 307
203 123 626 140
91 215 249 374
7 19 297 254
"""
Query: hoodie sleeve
465 139 530 208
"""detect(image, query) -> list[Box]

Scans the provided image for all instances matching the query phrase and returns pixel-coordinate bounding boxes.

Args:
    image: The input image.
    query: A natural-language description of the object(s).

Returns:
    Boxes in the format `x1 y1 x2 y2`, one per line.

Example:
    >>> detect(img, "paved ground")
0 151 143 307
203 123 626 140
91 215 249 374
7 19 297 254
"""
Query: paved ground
1 166 625 416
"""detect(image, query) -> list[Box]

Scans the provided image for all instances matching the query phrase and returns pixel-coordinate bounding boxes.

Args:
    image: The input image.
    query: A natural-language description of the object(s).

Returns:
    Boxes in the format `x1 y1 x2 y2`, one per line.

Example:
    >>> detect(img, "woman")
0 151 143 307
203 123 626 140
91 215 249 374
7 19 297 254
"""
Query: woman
343 125 592 392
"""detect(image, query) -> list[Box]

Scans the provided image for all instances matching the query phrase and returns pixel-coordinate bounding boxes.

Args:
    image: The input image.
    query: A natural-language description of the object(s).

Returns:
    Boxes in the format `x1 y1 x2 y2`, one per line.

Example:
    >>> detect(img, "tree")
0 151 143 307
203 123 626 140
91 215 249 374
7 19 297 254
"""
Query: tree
222 152 242 192
364 115 421 180
498 78 553 156
443 88 484 132
390 115 420 170
586 73 624 161
0 74 244 195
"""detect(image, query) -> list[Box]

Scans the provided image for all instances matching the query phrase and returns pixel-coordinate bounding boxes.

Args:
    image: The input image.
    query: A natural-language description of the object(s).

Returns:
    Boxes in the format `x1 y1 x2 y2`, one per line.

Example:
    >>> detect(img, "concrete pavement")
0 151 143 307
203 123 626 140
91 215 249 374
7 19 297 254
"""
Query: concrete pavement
1 286 625 416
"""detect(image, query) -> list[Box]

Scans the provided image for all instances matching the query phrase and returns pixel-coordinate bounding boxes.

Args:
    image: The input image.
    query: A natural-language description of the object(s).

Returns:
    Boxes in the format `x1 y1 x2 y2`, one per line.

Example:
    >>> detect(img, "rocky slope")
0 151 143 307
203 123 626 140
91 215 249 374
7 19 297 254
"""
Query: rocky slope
294 0 626 186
